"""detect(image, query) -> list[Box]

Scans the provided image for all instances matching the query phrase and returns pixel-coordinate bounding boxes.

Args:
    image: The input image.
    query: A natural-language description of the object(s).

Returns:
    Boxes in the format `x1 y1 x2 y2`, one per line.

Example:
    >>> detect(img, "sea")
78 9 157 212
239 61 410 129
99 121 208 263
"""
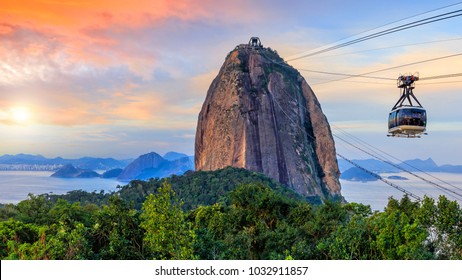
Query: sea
0 171 122 204
341 172 462 211
0 171 461 211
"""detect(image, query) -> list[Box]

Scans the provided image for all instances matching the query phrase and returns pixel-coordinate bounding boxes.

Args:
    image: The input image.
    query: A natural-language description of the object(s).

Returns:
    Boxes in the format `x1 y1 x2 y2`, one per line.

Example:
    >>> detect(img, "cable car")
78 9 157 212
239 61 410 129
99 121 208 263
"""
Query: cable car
388 74 427 137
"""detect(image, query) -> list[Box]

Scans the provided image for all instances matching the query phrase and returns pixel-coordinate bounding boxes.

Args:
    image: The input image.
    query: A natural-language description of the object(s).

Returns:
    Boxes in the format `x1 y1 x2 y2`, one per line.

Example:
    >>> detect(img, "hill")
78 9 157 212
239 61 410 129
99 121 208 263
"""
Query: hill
340 167 378 182
50 164 100 178
163 151 189 161
101 168 123 178
195 39 340 200
46 167 312 210
117 152 194 181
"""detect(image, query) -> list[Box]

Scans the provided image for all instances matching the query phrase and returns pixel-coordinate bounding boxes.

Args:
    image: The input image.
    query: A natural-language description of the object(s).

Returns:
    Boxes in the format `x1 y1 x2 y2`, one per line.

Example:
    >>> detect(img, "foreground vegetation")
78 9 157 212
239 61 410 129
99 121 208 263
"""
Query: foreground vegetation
0 168 461 260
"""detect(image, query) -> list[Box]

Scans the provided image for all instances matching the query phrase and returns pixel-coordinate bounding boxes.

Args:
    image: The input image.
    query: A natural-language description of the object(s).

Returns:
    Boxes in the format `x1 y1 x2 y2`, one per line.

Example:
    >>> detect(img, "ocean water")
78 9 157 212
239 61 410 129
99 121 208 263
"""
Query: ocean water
0 171 122 204
0 171 461 211
341 172 462 211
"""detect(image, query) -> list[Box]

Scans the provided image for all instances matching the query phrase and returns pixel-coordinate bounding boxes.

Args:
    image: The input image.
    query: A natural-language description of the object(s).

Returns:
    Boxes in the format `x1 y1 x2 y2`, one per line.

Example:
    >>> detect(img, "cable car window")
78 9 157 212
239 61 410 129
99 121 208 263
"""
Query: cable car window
388 112 394 128
388 111 398 128
396 108 426 127
398 110 409 126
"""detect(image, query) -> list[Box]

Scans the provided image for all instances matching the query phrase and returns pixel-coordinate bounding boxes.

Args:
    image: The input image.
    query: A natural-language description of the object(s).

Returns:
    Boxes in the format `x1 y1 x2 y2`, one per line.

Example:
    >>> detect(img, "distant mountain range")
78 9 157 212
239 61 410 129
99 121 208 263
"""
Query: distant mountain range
47 151 194 181
117 152 194 181
2 153 459 183
0 153 132 171
338 157 462 182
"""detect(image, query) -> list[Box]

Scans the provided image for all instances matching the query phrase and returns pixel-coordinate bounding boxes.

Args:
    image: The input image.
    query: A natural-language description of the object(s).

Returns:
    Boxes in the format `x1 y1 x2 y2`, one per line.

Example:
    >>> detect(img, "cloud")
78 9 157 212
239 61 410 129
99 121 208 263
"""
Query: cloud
1 0 461 161
0 6 236 128
1 1 205 28
0 109 13 125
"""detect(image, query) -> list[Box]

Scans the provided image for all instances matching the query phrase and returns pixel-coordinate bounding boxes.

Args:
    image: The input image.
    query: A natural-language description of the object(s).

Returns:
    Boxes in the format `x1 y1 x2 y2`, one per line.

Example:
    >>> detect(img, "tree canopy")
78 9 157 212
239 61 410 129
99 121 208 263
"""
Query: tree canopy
1 167 461 260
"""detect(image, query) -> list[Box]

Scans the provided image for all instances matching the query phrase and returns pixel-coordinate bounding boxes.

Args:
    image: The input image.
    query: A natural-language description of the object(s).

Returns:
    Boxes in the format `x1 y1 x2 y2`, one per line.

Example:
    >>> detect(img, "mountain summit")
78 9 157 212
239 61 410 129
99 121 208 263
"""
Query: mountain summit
195 38 341 200
117 152 193 181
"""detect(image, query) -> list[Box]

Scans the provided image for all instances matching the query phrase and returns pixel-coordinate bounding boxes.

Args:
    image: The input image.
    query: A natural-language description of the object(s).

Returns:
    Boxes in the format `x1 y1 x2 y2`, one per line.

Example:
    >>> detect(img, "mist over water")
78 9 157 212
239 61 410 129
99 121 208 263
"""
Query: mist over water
341 172 462 211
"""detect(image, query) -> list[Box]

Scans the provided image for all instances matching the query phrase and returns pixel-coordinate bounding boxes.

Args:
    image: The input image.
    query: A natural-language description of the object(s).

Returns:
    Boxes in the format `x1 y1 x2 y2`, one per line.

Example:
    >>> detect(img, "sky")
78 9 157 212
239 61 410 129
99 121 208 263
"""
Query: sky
1 0 461 165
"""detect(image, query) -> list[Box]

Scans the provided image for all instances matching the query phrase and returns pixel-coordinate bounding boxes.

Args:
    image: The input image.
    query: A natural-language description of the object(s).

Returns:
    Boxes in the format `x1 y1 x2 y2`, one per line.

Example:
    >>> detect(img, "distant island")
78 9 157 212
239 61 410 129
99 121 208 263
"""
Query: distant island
339 157 462 182
117 152 194 181
51 164 100 178
339 167 378 182
387 175 409 180
50 164 123 179
49 151 194 181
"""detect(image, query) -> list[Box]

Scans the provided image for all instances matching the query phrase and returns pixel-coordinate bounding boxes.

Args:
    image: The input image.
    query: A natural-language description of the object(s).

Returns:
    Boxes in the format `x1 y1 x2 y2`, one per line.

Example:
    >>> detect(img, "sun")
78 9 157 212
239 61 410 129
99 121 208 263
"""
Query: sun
10 107 31 123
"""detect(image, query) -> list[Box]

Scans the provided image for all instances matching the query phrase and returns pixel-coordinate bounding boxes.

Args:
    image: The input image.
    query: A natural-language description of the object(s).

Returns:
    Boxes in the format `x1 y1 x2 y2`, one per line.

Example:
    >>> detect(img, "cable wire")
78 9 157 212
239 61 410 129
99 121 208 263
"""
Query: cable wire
333 133 462 201
301 69 462 83
287 8 462 61
260 50 462 201
312 53 462 85
420 73 462 80
285 1 462 61
336 153 422 201
333 125 462 193
302 37 462 59
298 69 394 80
259 52 425 201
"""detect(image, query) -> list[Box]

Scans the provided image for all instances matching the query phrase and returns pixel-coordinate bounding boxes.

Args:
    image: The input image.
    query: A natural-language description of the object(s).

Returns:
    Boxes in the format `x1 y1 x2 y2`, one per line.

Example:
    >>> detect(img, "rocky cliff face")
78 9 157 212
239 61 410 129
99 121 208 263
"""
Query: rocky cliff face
195 42 341 200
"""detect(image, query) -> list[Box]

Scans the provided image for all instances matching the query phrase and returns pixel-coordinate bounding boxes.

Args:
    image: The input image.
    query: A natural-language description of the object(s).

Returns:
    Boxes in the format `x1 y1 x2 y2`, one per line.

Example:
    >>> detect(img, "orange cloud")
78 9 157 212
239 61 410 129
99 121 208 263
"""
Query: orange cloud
1 0 208 69
0 0 210 29
40 107 108 126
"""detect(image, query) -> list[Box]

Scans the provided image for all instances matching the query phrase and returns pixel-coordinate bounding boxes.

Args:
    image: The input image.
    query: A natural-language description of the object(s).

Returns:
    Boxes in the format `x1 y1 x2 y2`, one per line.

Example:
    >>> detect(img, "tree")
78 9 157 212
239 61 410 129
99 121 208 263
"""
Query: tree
93 195 144 259
372 197 431 259
0 204 19 221
0 220 40 259
191 183 302 260
16 194 52 225
324 214 374 259
191 204 227 259
48 199 95 227
140 182 195 260
433 196 462 259
43 222 93 259
226 183 296 259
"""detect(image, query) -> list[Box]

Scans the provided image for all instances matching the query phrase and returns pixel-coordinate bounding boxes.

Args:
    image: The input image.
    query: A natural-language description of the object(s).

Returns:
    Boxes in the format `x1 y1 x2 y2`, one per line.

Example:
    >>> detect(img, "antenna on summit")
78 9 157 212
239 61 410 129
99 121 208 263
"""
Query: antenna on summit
249 37 263 48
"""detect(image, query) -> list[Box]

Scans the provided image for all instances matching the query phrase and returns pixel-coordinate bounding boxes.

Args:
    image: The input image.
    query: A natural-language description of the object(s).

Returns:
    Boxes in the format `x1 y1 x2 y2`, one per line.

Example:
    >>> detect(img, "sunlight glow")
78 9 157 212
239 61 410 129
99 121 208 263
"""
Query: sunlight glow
10 107 31 123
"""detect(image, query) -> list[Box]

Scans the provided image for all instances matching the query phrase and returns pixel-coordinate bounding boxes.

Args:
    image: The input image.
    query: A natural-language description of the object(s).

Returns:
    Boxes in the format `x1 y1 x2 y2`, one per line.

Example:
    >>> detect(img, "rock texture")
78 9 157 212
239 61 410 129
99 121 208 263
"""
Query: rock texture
195 43 341 200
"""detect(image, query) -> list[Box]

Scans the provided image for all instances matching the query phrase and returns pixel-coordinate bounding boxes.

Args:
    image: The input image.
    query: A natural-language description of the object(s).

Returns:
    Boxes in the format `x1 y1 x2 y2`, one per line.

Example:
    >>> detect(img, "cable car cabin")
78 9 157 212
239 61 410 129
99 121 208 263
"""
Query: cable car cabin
387 74 427 138
388 106 426 137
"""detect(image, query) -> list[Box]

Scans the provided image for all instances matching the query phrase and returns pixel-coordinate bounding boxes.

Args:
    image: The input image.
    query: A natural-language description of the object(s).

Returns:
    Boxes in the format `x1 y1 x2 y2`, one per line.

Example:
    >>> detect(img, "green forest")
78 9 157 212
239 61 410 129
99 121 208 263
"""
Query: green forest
1 167 461 260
